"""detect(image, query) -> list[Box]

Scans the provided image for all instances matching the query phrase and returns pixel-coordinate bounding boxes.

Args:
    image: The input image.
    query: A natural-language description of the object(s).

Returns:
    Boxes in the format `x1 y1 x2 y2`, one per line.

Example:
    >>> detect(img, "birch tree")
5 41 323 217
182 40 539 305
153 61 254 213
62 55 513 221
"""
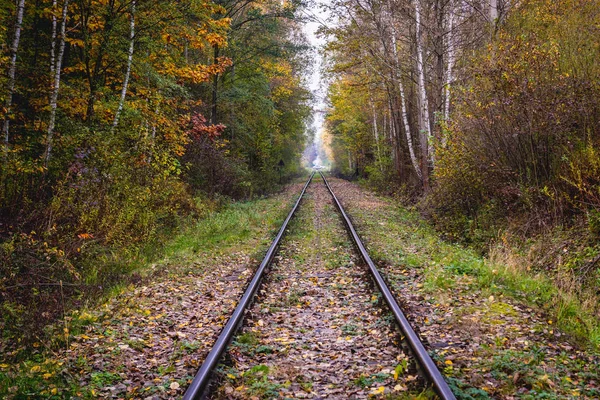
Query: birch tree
2 0 26 148
443 0 455 123
490 0 498 22
112 0 136 130
414 0 433 186
50 0 57 78
45 0 69 166
391 24 422 179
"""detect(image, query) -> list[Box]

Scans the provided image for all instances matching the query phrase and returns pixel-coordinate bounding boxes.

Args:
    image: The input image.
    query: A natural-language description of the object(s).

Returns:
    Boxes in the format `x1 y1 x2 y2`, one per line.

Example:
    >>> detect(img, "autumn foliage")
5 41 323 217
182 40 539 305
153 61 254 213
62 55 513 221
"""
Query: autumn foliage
0 0 311 340
431 0 600 241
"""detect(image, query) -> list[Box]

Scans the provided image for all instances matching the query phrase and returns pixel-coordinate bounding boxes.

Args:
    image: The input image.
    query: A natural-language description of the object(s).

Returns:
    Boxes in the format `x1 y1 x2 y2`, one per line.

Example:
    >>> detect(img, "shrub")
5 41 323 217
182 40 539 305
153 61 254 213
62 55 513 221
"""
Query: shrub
430 0 600 240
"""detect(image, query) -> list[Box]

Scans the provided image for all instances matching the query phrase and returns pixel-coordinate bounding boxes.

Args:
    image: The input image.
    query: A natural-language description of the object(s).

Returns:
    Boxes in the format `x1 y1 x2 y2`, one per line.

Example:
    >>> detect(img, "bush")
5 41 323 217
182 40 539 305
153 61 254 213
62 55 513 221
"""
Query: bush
430 0 600 241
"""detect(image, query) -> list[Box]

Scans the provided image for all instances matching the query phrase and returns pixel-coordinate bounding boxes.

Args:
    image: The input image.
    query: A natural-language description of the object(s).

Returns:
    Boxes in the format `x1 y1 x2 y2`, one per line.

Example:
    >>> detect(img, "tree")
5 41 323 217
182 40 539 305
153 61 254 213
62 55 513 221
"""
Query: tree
45 0 69 166
2 0 26 149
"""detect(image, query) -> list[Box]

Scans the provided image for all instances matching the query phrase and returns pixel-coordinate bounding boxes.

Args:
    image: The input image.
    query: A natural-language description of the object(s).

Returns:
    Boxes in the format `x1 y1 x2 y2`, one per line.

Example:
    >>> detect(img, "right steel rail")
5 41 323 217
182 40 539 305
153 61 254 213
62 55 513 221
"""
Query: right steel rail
319 171 457 400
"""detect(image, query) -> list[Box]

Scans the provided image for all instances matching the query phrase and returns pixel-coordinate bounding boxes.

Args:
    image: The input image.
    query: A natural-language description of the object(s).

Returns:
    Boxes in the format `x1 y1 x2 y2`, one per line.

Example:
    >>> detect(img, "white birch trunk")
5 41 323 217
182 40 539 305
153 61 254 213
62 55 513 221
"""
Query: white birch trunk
45 0 69 166
490 0 498 22
50 0 57 77
414 0 434 166
443 3 455 124
2 0 26 146
391 29 422 179
112 0 136 130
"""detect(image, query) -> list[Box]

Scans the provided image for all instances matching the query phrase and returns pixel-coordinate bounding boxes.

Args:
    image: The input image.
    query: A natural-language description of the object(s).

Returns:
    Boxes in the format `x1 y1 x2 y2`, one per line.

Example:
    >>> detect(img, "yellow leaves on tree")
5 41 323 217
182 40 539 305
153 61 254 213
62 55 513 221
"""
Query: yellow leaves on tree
262 60 298 100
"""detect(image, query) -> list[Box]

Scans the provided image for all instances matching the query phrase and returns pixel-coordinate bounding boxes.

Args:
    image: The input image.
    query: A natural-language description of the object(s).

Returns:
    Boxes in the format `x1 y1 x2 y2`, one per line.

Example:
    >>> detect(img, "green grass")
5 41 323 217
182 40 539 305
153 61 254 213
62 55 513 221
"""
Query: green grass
161 193 298 271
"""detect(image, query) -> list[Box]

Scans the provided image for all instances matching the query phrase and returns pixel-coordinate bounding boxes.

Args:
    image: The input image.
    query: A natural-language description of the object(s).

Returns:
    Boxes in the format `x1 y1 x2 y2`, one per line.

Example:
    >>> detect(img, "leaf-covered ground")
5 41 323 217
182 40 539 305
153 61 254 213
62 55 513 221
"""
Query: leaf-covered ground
327 178 600 399
0 181 306 399
3 175 599 399
211 178 431 399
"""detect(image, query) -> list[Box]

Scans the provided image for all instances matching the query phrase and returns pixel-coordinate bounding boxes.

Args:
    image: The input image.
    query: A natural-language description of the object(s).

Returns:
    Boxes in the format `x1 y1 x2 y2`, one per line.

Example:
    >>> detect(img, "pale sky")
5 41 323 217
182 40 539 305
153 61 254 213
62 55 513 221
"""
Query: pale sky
301 1 332 165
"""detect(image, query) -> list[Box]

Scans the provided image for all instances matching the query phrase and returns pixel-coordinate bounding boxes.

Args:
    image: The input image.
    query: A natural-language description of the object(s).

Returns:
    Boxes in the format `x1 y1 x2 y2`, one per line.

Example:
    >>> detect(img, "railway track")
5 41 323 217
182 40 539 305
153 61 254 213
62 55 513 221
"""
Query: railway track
183 172 456 400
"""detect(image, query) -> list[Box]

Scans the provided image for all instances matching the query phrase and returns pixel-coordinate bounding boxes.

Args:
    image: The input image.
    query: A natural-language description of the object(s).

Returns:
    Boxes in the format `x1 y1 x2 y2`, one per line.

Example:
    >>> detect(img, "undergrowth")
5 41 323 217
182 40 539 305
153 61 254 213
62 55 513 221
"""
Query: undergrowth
376 204 600 349
0 181 299 398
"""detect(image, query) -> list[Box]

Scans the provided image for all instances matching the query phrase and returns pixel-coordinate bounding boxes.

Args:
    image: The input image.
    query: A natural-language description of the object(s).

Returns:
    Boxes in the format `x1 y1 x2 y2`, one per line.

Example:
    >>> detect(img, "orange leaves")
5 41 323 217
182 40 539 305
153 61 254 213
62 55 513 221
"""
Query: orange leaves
186 113 226 141
206 32 227 47
158 48 231 83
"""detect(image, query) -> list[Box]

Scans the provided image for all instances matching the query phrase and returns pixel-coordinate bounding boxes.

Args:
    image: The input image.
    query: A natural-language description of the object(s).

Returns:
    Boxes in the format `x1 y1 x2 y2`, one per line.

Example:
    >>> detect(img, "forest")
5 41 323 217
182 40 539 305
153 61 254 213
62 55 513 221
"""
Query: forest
1 0 600 397
0 0 311 339
323 0 600 341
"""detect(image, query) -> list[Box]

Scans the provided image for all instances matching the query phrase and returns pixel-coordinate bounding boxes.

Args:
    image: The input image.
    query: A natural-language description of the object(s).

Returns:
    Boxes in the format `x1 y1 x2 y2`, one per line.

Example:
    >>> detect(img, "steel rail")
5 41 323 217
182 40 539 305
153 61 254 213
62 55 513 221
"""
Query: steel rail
319 171 457 400
183 172 315 400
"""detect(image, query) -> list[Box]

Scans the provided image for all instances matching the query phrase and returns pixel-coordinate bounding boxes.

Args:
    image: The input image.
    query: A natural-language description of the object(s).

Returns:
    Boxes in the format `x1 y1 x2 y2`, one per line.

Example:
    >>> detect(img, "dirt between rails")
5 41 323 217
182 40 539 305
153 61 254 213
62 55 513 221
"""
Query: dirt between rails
46 181 307 399
210 178 431 399
326 177 600 399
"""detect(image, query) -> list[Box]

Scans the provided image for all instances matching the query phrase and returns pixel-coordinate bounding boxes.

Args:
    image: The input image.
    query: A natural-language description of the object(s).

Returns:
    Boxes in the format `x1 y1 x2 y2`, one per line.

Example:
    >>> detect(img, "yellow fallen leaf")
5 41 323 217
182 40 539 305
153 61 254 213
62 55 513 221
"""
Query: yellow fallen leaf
30 365 41 373
43 373 53 380
0 364 9 369
370 386 385 395
445 360 453 365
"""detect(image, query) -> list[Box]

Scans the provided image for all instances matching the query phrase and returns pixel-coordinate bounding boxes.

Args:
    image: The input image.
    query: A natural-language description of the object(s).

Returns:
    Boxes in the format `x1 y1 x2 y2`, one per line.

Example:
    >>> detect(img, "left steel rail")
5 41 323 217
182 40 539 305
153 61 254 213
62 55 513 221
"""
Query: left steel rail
183 172 314 400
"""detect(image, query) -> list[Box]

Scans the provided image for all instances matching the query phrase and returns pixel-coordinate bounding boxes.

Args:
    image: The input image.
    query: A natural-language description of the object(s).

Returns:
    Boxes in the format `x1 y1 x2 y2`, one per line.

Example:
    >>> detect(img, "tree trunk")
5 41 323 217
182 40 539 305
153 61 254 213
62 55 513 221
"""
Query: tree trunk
45 0 69 166
2 0 26 148
368 88 383 172
444 1 455 123
490 0 498 22
387 93 401 175
414 0 433 185
391 28 422 180
434 0 445 123
50 0 57 77
112 0 136 130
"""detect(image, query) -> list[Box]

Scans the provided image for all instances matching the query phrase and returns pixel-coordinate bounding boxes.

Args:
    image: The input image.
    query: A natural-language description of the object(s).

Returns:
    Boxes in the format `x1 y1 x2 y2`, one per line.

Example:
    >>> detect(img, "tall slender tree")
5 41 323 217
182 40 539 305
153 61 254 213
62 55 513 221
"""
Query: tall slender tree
2 0 26 148
45 0 69 166
112 0 136 130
